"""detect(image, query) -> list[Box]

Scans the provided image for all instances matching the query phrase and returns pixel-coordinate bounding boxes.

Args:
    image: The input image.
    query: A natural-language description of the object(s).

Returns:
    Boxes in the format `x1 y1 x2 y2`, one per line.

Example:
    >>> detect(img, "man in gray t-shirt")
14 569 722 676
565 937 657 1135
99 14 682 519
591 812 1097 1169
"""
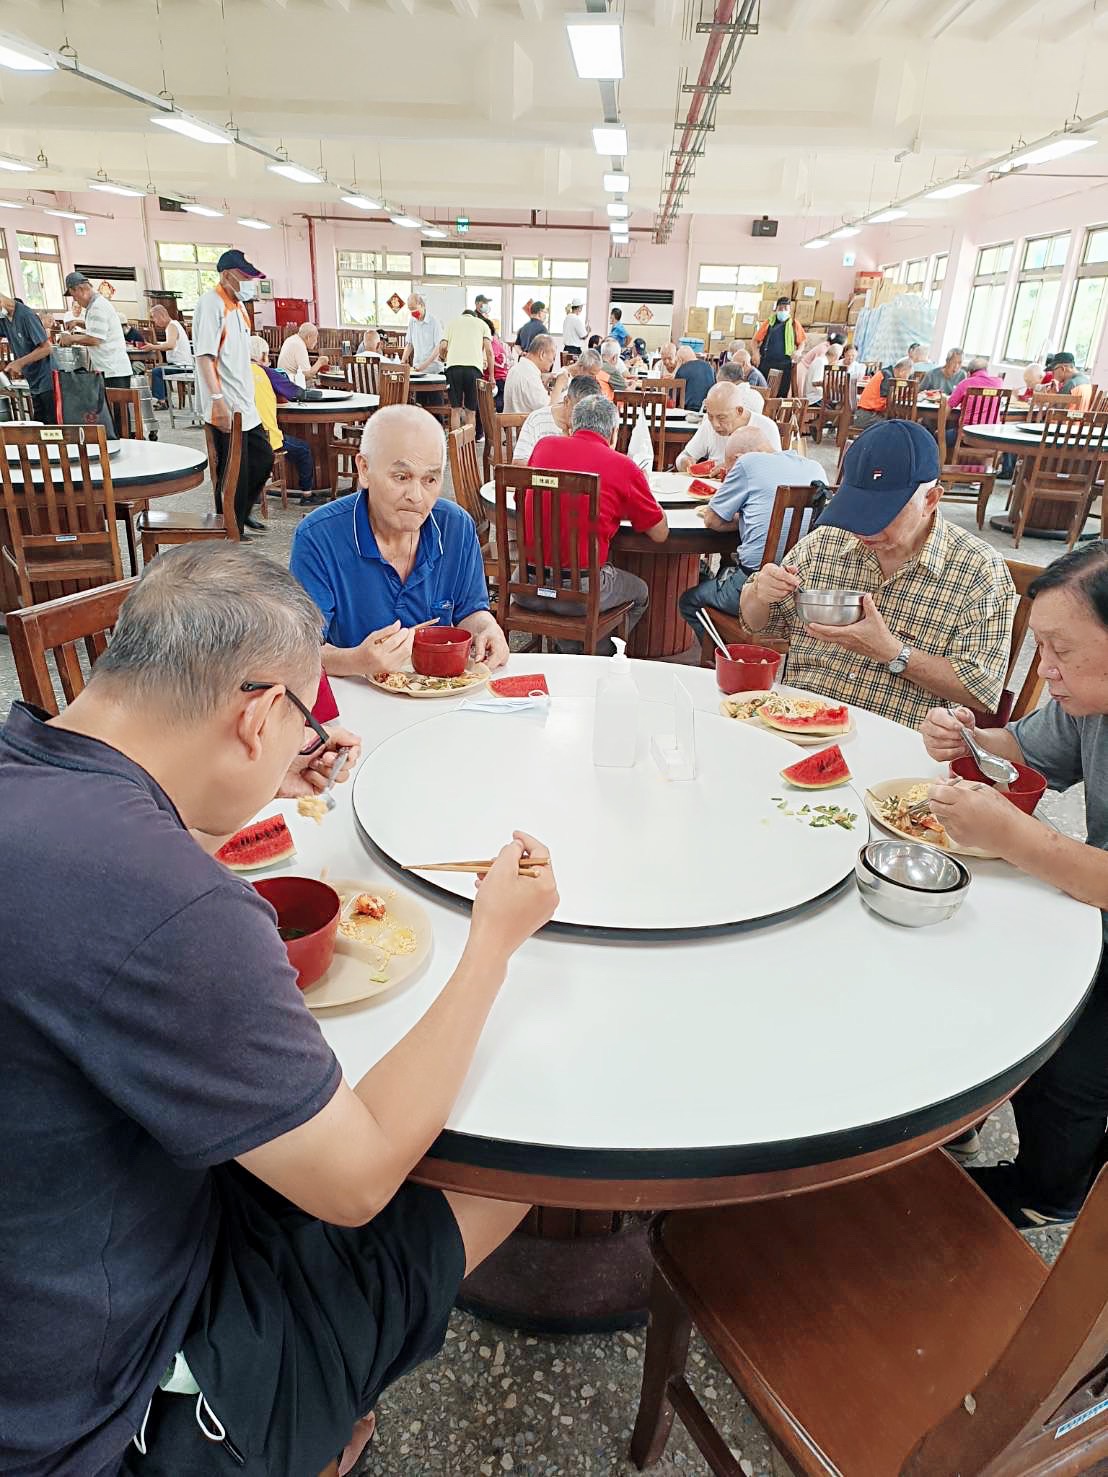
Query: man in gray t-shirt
921 541 1108 1230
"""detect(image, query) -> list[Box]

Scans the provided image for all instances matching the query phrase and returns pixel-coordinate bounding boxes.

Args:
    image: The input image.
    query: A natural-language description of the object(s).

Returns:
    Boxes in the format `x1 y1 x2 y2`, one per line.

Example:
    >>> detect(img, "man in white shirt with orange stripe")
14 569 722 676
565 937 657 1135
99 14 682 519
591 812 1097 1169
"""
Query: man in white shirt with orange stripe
192 249 274 535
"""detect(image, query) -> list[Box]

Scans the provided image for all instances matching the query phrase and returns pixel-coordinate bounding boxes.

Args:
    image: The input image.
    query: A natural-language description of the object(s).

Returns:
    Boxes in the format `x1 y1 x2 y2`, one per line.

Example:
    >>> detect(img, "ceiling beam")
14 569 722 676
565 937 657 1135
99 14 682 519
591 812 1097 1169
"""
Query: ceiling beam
385 0 416 14
519 0 544 20
987 0 1047 32
844 0 889 31
451 0 480 17
926 0 979 39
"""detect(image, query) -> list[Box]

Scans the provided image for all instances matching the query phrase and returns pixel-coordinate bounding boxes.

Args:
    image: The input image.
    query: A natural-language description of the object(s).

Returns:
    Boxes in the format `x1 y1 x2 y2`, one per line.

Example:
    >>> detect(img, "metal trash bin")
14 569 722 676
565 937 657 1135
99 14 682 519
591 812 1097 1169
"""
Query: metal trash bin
129 370 159 441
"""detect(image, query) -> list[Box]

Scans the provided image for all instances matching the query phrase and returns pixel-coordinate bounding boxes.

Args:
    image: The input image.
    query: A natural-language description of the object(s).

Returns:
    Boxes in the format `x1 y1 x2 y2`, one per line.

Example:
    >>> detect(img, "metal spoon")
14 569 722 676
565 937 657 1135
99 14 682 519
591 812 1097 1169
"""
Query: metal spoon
322 746 352 812
958 723 1019 787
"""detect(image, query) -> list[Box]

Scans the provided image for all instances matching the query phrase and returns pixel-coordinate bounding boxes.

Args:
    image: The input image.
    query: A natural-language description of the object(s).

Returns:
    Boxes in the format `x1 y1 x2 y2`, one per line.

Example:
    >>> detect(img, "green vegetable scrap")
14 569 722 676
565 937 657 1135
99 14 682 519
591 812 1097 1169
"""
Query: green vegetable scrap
769 797 858 831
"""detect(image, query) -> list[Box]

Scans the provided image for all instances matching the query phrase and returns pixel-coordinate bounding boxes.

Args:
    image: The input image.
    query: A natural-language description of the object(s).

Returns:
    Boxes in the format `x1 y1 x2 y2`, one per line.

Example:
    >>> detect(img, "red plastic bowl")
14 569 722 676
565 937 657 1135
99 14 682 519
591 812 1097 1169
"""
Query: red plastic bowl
254 876 341 991
412 625 472 677
949 756 1048 816
715 642 783 695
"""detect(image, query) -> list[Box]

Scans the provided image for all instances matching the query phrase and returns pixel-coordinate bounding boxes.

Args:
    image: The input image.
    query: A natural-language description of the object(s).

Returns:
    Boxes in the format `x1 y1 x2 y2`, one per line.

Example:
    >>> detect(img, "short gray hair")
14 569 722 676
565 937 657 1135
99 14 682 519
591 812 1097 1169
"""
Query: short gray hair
576 349 603 372
572 394 618 438
566 373 603 405
600 337 621 362
968 355 989 373
359 402 446 465
945 346 964 361
92 545 322 717
528 334 555 357
297 321 318 340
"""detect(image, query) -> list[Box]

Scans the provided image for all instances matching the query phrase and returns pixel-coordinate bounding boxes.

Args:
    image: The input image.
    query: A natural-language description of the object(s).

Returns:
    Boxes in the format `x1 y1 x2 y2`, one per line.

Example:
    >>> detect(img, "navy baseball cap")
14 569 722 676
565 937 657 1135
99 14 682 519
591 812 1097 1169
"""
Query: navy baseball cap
816 420 939 537
216 249 264 278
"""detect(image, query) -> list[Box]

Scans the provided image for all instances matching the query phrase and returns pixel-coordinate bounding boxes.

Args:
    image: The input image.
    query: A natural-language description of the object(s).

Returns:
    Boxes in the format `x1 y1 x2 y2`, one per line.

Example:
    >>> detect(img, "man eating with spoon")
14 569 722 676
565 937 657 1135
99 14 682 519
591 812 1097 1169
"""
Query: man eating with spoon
921 540 1108 1231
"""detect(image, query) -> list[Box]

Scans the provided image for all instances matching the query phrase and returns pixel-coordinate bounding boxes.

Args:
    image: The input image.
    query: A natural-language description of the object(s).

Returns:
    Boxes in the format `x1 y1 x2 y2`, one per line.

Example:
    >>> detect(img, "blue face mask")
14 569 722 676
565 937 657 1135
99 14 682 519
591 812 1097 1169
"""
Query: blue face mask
776 309 790 322
238 279 258 303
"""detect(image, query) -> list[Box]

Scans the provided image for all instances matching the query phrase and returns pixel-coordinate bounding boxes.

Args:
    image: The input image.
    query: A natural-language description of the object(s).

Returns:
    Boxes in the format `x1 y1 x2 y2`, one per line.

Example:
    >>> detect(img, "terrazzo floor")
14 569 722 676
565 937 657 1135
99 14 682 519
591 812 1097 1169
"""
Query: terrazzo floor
0 410 1091 1475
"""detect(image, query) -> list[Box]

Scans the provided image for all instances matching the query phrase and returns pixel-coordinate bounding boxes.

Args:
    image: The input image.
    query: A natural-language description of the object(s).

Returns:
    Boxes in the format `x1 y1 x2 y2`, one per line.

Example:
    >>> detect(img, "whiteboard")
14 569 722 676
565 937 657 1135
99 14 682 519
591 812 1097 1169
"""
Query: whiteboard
420 283 465 328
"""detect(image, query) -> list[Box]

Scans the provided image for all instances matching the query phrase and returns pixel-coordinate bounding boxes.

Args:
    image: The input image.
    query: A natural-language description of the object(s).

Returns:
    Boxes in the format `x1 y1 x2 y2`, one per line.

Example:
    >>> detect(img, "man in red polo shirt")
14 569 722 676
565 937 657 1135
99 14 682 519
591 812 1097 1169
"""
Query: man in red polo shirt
523 393 668 650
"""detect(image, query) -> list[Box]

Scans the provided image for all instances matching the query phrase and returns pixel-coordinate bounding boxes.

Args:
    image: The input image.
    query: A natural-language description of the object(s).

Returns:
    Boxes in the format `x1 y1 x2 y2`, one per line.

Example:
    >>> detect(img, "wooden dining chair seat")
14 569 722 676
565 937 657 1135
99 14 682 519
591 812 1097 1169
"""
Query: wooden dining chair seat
7 577 135 713
137 415 241 561
632 1149 1108 1477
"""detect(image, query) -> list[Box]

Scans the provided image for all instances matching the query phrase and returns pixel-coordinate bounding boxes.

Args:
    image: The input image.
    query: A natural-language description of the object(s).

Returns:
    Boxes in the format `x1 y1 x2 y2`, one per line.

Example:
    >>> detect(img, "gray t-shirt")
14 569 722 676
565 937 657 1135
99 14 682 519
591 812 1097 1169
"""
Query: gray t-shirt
0 703 341 1475
1010 700 1106 940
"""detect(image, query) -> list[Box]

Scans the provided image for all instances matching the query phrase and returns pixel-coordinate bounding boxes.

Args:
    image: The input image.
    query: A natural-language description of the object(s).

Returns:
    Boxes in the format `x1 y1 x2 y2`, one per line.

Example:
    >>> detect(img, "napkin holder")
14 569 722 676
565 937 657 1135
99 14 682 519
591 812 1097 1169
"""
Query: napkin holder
651 676 697 781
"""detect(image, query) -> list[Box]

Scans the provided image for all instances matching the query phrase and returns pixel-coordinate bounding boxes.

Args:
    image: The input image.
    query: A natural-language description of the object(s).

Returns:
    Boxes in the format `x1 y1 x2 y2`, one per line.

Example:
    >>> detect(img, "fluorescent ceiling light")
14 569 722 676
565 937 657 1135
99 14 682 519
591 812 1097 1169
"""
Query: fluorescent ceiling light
0 199 22 209
0 37 56 72
804 237 829 249
237 216 271 230
89 179 145 198
151 113 233 146
182 203 224 217
0 154 36 173
342 193 380 210
829 225 860 239
1008 135 1097 168
389 214 423 228
593 125 627 156
925 180 980 199
268 161 324 184
607 201 629 219
423 226 448 238
45 209 87 221
608 220 629 234
867 208 908 223
604 172 630 193
566 16 623 80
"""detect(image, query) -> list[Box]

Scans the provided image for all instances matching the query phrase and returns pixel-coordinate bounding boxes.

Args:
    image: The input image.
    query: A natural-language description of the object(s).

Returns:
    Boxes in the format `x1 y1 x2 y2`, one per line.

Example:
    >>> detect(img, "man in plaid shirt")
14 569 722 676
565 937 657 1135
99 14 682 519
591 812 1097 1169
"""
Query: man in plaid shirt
738 420 1015 730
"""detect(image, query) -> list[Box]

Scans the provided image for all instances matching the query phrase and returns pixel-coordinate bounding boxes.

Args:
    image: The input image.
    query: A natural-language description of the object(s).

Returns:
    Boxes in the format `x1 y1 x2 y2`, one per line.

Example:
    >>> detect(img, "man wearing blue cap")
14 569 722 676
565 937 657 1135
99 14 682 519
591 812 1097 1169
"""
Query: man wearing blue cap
738 419 1015 729
192 249 273 535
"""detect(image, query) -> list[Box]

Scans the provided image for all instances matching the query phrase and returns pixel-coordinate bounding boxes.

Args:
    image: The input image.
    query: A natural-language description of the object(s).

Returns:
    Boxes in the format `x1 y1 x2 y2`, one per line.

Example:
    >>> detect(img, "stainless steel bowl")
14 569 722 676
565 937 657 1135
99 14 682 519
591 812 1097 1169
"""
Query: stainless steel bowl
861 839 967 893
854 842 970 927
794 588 865 626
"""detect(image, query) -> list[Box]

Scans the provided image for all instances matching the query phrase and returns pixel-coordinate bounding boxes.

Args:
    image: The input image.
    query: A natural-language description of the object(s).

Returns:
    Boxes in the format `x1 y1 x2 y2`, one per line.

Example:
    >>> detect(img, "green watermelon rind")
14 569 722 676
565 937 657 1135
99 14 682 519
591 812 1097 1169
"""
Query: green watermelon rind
780 744 851 790
215 815 296 871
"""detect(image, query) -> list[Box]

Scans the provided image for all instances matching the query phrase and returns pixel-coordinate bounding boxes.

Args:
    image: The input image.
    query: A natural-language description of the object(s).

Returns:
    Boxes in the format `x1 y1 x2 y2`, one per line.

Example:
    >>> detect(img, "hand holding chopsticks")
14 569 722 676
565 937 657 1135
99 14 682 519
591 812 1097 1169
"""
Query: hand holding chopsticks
406 856 552 878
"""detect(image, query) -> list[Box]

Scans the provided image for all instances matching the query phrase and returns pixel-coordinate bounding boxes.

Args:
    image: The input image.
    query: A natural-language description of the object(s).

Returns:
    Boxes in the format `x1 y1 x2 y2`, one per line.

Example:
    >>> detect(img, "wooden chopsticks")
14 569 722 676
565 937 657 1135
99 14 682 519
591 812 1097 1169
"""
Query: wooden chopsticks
404 858 550 877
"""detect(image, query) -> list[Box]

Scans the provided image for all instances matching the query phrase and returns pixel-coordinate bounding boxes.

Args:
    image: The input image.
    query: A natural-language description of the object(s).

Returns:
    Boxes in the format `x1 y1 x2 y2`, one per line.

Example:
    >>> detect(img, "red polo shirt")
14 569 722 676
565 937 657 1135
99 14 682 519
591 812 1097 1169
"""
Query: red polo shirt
526 429 665 566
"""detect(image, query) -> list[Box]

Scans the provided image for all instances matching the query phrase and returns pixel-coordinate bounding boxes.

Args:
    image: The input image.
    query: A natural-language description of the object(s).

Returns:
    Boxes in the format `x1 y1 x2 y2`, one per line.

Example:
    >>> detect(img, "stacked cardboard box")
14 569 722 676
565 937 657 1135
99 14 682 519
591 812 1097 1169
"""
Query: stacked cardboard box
733 311 758 336
685 306 710 339
830 300 849 324
814 292 834 323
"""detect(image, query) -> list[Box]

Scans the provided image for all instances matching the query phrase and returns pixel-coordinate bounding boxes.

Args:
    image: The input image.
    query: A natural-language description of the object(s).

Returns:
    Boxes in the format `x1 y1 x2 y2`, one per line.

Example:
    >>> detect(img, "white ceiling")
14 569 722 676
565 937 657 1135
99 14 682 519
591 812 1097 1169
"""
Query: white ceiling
1 0 1107 226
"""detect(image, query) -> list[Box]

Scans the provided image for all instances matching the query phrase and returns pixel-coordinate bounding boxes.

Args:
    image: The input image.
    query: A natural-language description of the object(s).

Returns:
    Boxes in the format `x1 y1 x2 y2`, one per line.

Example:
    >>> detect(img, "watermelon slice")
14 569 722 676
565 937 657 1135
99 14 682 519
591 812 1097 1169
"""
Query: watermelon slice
489 674 550 698
215 815 296 872
687 459 715 476
780 745 851 790
760 702 850 736
687 479 717 500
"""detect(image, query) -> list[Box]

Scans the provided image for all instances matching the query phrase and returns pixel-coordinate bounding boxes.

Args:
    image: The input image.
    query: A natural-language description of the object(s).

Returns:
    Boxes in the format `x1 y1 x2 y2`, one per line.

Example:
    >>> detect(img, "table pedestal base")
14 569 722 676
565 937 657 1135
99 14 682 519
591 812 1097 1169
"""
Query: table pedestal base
456 1212 653 1334
614 547 700 660
989 515 1098 542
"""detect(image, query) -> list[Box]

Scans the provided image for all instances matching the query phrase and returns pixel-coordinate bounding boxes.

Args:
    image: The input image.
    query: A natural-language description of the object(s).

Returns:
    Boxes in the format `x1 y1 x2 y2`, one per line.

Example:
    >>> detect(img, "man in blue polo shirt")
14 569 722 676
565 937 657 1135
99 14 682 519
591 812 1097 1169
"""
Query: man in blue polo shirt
0 290 58 423
290 403 508 677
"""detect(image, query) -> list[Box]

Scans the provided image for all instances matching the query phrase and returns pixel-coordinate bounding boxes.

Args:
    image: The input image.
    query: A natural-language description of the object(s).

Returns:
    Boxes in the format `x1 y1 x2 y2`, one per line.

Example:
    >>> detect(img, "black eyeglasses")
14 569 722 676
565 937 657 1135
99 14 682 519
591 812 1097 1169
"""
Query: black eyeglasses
241 681 330 756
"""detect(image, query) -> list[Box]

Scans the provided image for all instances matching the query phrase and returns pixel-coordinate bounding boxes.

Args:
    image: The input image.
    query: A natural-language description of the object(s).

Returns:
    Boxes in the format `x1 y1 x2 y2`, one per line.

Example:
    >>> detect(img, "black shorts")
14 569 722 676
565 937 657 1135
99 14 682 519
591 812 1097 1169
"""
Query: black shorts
121 1169 465 1477
445 364 482 411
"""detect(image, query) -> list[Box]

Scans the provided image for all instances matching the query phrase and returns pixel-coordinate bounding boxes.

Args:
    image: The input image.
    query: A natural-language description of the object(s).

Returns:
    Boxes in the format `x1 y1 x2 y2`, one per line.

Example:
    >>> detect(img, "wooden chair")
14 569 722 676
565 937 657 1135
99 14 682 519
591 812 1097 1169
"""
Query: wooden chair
261 446 287 515
7 576 135 714
763 396 806 453
982 559 1046 726
631 1151 1108 1477
0 425 124 610
497 413 528 467
1011 411 1108 549
343 356 378 397
378 362 411 407
447 425 497 597
493 463 634 654
884 376 920 420
615 387 669 470
653 375 686 409
104 386 148 577
765 368 783 397
476 376 500 482
137 414 241 561
696 481 829 666
807 365 850 443
937 386 1012 521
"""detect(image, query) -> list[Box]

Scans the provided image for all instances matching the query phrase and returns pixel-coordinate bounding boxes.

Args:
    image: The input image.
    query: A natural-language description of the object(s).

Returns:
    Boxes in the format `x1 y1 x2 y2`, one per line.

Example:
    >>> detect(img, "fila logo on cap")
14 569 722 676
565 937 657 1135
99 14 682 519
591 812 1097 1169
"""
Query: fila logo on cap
872 468 883 480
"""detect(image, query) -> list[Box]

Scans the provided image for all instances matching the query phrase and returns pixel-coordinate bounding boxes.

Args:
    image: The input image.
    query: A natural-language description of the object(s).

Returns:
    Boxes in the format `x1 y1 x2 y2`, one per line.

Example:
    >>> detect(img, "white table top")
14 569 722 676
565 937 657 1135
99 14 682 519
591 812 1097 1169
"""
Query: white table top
409 373 448 385
962 421 1092 448
478 477 723 535
2 437 207 489
253 656 1101 1181
649 469 720 508
277 392 379 414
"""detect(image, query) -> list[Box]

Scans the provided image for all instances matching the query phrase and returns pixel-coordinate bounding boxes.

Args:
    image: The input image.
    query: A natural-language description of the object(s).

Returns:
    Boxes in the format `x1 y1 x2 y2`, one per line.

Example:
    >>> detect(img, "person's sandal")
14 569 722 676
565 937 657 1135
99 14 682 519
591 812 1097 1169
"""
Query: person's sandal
338 1411 377 1476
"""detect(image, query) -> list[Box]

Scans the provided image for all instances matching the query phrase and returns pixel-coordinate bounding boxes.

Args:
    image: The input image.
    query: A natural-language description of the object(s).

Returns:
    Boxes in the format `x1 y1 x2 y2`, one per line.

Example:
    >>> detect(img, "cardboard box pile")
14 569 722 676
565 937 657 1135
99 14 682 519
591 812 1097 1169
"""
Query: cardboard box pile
684 306 709 339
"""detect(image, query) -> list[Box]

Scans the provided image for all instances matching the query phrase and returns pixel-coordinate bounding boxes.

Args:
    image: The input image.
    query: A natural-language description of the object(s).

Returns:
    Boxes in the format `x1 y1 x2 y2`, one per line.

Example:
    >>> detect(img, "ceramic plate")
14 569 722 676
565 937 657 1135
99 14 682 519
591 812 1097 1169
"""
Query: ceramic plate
718 693 856 748
864 777 998 859
371 662 491 699
303 878 431 1011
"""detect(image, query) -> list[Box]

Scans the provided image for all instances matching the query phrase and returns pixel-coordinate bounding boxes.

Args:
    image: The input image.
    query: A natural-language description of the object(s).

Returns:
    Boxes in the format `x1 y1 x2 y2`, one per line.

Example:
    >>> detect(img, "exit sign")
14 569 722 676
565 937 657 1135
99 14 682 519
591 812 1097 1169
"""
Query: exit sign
456 216 470 235
74 221 87 236
841 250 855 267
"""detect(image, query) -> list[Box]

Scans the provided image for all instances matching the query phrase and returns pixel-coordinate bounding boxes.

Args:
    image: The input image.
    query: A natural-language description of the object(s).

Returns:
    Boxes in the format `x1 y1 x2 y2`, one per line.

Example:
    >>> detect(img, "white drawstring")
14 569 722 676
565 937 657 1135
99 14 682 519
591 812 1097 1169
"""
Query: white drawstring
131 1396 153 1455
195 1393 227 1443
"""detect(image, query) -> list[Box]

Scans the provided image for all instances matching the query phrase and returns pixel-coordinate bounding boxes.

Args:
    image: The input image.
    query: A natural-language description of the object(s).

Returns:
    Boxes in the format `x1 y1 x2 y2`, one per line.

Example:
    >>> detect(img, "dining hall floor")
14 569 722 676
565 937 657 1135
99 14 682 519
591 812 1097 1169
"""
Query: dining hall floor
0 411 1088 1474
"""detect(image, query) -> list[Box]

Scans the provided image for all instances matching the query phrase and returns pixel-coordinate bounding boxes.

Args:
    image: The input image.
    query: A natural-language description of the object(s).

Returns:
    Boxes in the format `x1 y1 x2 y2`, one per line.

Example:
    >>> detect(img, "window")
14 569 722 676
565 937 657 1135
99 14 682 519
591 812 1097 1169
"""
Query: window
904 259 927 288
157 241 231 312
928 254 947 313
336 250 413 328
511 257 590 334
694 264 778 322
423 247 504 328
1063 226 1108 367
881 262 905 284
1004 232 1070 363
962 242 1013 357
0 237 10 299
16 232 63 311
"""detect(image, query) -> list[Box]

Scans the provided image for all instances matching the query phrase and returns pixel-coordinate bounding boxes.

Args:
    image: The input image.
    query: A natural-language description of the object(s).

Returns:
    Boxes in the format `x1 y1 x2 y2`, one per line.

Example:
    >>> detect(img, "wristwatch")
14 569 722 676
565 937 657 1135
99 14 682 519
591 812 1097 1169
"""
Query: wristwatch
888 642 912 675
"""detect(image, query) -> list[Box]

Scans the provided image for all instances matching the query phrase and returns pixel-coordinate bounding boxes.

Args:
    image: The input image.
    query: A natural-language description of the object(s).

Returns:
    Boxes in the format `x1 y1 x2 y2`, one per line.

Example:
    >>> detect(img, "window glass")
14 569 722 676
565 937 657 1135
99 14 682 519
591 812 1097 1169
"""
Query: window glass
338 250 379 273
1083 228 1108 266
424 255 461 276
977 244 1013 276
385 254 412 274
1063 277 1108 365
963 284 1006 358
1005 278 1061 362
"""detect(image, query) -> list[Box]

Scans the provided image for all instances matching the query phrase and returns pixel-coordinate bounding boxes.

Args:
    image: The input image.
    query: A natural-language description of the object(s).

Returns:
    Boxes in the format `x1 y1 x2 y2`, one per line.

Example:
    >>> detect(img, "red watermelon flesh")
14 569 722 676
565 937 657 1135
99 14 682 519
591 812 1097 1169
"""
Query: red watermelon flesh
780 745 851 790
215 815 296 871
688 460 715 476
760 703 849 735
489 674 550 698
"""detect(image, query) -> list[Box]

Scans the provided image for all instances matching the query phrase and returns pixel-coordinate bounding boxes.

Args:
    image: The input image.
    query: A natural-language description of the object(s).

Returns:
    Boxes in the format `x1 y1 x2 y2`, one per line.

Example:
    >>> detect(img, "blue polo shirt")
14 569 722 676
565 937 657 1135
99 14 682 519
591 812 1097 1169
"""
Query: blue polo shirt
0 298 56 395
290 491 490 648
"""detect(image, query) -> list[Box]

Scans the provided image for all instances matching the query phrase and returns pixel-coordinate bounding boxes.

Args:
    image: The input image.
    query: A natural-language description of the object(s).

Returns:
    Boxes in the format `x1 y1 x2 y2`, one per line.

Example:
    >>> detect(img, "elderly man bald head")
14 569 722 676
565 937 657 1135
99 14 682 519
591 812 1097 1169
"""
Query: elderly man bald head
276 319 329 382
676 381 781 470
290 404 508 678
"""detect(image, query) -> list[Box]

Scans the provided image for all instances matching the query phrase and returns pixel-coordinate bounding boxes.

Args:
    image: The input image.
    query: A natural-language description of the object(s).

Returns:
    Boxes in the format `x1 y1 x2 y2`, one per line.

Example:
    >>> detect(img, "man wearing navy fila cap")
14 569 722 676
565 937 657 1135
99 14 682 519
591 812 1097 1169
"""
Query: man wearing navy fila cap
738 419 1015 729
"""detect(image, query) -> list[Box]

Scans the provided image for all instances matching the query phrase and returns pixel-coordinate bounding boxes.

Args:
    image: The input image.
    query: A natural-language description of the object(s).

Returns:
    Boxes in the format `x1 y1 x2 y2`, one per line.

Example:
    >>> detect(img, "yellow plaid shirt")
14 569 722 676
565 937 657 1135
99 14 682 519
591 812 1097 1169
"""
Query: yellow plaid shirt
747 515 1016 730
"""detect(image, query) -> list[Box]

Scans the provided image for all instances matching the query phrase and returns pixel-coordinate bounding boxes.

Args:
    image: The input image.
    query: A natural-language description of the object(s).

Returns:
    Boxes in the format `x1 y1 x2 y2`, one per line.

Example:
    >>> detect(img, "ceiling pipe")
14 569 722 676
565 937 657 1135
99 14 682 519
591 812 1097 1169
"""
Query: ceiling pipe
298 212 651 233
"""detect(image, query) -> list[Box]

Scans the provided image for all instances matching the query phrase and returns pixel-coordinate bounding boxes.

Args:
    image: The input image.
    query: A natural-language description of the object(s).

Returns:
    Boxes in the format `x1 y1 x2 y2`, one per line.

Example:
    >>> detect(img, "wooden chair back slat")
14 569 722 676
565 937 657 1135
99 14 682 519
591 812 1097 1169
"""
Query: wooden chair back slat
446 425 489 546
7 577 136 715
105 387 145 440
1012 410 1108 549
760 482 830 570
614 387 669 470
765 368 783 397
342 356 377 396
652 375 686 408
378 362 411 407
203 418 243 542
819 366 850 412
497 413 528 468
884 377 920 420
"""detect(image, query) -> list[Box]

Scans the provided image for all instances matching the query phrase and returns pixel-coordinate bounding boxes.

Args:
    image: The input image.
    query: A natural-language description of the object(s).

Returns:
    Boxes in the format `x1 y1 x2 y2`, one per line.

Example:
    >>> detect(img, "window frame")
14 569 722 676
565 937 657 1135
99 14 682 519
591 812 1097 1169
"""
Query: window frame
962 241 1014 359
694 262 778 320
510 256 590 336
928 253 948 313
16 231 64 311
156 240 232 312
335 249 414 329
0 236 10 299
421 247 505 326
1002 232 1070 364
1062 224 1108 369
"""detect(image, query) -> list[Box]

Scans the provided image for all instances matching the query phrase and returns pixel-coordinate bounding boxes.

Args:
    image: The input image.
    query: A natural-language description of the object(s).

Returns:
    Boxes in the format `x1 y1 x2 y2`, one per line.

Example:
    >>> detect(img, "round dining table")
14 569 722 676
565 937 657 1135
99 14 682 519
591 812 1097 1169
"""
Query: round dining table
258 655 1102 1328
961 421 1102 539
480 470 733 659
276 389 379 487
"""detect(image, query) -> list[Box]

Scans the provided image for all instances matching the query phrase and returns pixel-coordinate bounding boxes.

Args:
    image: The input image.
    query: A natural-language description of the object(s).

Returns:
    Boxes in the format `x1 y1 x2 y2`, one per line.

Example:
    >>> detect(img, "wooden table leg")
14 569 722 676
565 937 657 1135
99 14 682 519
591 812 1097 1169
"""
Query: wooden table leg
612 547 700 659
